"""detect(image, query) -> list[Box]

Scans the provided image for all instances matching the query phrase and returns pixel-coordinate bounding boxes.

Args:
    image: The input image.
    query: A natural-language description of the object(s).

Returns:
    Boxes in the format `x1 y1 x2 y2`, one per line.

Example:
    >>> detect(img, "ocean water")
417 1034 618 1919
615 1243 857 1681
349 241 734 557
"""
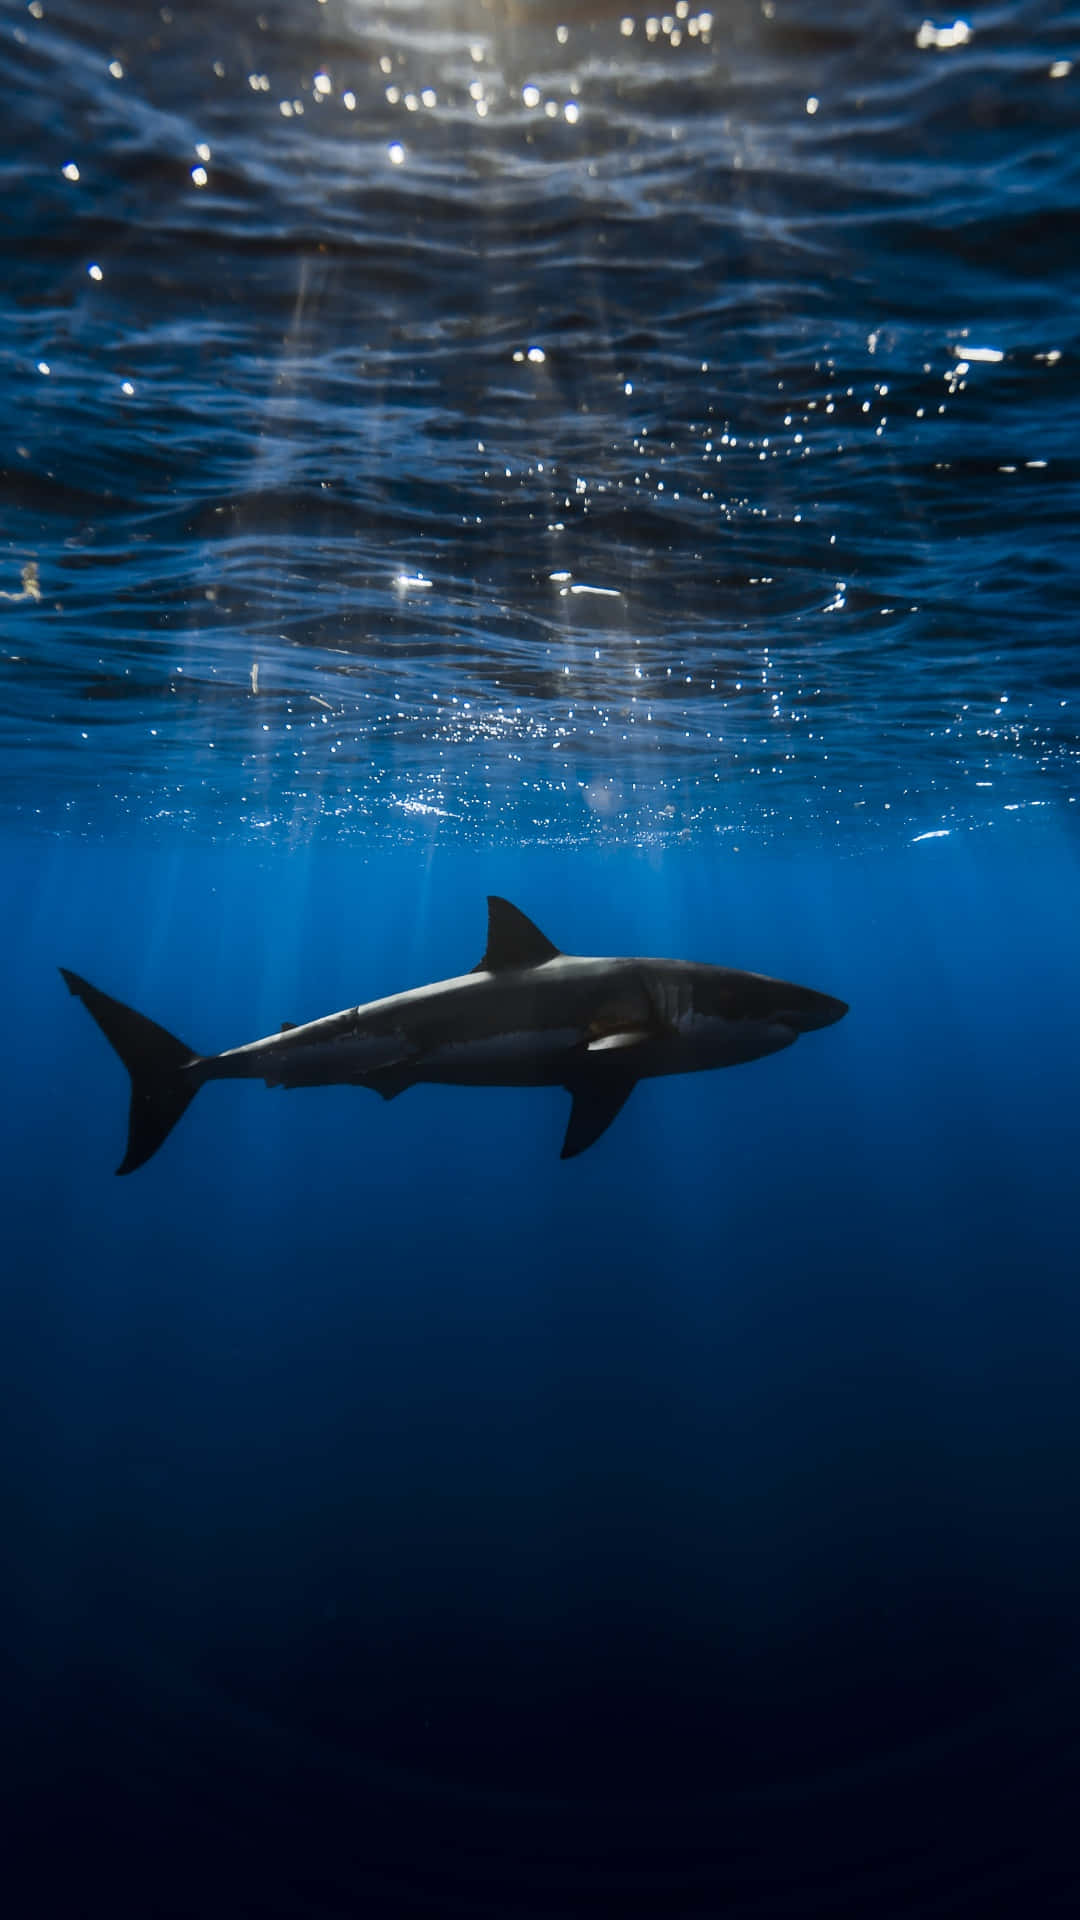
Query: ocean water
4 1 1080 1914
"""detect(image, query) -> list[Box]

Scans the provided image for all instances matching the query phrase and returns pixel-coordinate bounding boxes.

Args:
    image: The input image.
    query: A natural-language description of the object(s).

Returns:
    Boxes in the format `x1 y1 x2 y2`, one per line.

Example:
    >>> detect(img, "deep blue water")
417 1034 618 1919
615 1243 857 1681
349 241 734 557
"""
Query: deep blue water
4 1 1080 1914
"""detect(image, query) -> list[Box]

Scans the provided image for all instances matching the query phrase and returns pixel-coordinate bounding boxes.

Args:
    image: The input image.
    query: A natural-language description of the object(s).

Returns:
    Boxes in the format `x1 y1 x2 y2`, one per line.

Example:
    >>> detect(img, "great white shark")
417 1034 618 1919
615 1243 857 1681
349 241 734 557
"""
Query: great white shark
60 895 848 1174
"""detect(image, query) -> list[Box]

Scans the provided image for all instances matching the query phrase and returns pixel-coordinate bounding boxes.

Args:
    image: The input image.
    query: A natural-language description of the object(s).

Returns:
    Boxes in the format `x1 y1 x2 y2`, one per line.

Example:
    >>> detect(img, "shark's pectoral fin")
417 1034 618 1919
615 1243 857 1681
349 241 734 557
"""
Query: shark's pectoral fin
561 1072 637 1160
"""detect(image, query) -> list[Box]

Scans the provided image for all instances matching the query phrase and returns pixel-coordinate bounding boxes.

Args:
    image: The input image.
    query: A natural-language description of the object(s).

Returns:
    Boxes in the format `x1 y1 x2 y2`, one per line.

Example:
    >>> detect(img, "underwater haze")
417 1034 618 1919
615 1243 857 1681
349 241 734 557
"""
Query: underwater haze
3 1 1080 1914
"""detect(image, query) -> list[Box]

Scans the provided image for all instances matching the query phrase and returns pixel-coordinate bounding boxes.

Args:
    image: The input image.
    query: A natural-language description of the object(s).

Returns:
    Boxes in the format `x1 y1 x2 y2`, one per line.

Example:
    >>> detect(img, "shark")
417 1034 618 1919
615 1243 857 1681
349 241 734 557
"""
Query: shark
60 895 848 1174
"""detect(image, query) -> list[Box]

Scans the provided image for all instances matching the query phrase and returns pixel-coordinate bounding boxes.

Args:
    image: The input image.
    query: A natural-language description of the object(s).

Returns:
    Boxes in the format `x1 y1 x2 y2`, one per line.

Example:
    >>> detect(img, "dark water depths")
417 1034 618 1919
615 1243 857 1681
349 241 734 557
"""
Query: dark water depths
7 837 1080 1916
4 2 1080 1914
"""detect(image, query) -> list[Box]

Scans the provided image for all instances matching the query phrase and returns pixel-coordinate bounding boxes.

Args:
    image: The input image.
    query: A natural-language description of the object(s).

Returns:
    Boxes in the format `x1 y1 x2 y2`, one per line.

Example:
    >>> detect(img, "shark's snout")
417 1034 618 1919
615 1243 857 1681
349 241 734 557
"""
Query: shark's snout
784 991 849 1033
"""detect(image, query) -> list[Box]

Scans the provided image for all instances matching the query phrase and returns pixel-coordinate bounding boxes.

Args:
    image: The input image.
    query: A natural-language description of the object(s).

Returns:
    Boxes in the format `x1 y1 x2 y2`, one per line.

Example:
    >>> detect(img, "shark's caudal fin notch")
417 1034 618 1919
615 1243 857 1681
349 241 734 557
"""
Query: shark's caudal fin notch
59 968 201 1175
473 896 561 974
561 1071 637 1160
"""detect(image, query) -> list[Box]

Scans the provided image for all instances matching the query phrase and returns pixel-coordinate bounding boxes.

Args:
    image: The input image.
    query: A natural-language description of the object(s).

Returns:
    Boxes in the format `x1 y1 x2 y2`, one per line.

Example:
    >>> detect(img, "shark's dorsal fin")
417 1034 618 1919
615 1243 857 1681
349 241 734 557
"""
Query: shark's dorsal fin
473 896 561 973
280 1021 298 1032
561 1071 636 1160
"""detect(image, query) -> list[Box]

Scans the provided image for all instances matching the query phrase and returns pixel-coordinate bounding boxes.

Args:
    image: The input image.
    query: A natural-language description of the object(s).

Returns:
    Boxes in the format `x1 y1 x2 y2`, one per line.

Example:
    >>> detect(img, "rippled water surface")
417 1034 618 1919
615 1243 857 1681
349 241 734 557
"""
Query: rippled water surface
4 0 1079 843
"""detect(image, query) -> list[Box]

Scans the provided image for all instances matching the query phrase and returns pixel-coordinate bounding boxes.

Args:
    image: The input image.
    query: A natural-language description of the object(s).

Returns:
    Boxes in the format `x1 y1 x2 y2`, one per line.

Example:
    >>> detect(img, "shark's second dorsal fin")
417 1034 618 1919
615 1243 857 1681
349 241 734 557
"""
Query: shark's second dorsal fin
472 896 561 973
280 1021 298 1032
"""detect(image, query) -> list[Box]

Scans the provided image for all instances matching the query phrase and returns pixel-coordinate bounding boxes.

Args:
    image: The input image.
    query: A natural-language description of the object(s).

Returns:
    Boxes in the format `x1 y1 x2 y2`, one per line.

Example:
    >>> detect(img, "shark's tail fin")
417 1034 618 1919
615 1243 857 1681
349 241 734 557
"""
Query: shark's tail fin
60 968 202 1174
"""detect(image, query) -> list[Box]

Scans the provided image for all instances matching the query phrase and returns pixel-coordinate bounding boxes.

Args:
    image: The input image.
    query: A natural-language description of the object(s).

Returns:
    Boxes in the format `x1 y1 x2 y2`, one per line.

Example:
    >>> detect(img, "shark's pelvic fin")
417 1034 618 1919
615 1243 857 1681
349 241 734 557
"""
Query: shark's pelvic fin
59 968 202 1175
561 1071 637 1160
365 1067 415 1101
472 896 562 974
